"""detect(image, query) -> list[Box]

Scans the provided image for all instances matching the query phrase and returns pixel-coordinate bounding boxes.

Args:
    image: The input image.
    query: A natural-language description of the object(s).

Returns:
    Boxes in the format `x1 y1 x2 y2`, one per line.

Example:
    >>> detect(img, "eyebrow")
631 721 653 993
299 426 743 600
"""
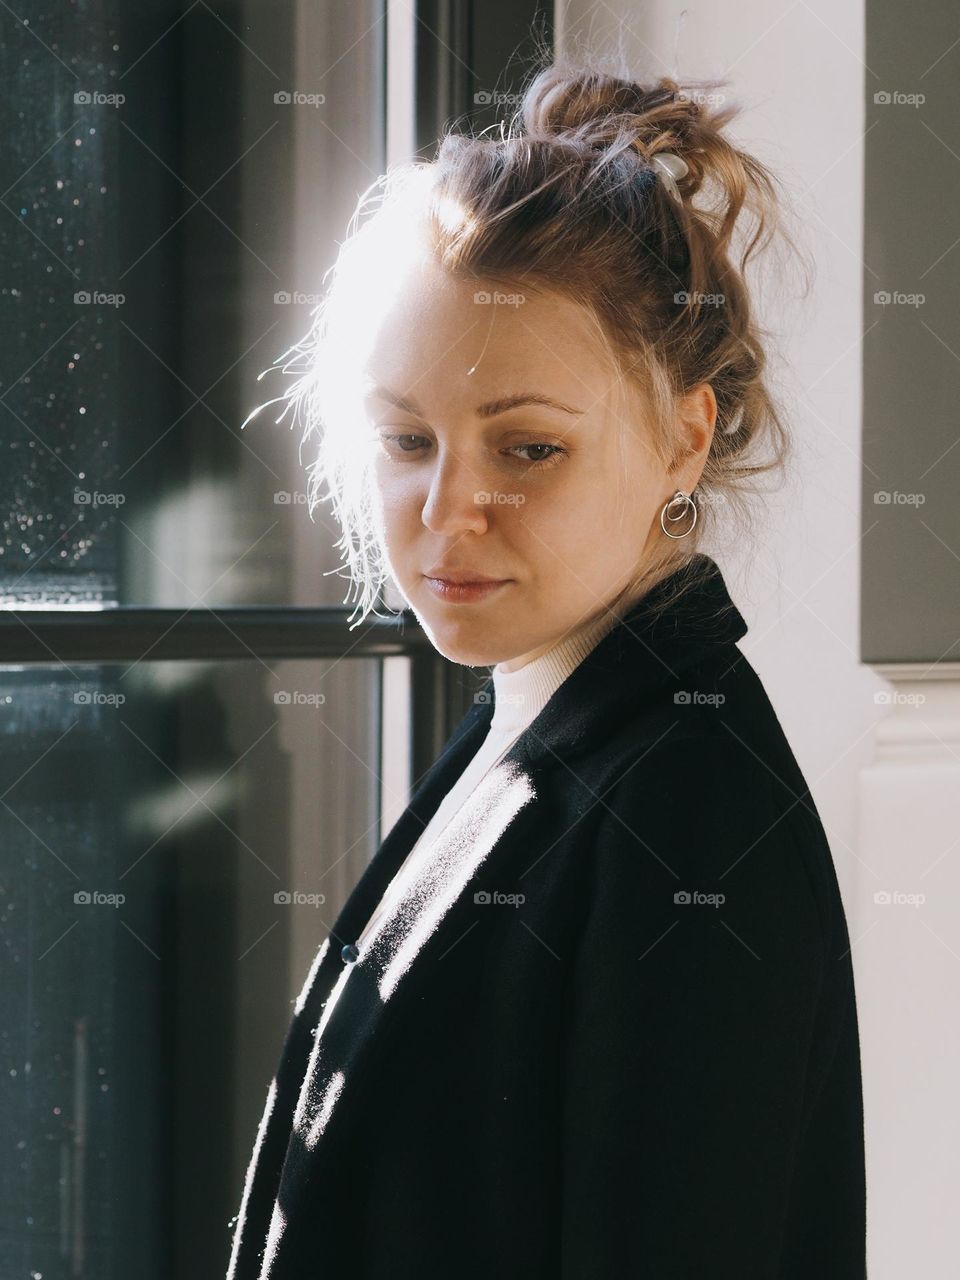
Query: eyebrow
364 384 585 420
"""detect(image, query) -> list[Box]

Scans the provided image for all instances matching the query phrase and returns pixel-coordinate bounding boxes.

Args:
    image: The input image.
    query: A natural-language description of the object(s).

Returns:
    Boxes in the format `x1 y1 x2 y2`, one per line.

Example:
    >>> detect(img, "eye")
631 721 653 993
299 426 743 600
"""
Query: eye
375 432 568 470
377 431 429 455
505 442 568 468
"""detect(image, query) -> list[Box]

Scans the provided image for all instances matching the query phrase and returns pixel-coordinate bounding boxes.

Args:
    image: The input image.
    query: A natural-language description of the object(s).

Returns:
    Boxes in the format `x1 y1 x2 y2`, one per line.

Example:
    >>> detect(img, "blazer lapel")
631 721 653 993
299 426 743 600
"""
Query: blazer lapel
292 754 537 1147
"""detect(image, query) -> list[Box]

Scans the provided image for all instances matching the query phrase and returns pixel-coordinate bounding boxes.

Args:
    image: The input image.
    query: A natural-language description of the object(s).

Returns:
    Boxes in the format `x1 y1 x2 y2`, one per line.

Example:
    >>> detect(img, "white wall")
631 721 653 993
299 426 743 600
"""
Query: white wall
557 0 874 909
555 2 929 1276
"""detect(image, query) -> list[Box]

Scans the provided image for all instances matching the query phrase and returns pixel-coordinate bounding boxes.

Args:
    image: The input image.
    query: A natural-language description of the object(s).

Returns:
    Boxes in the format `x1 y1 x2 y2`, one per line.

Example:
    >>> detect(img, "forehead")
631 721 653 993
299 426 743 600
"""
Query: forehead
360 253 622 417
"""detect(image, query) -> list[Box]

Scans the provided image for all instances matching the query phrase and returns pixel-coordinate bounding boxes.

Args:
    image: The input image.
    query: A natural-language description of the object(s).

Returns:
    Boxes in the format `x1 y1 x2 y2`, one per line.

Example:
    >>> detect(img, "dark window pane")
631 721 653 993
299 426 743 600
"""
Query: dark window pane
0 1 385 610
0 655 387 1279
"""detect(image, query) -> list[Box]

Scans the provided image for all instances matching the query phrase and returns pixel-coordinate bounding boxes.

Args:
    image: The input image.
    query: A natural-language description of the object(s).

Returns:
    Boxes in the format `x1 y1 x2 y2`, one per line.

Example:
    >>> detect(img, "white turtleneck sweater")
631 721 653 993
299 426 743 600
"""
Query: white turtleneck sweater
355 602 630 947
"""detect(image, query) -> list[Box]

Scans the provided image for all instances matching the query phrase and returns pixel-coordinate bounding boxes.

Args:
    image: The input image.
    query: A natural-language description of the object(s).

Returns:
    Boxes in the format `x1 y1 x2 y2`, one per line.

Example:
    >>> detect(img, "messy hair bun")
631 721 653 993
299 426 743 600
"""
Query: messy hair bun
518 63 788 277
523 70 707 169
248 54 809 625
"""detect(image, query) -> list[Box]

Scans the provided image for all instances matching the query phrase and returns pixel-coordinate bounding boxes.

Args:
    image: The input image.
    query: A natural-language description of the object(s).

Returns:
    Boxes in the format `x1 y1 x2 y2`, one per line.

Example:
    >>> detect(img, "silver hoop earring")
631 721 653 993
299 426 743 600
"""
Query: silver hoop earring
659 489 698 539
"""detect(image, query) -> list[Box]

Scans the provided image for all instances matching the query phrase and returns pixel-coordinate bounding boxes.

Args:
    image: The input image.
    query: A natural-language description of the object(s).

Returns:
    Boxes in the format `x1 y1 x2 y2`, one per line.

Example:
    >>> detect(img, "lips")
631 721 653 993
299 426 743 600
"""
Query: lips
422 575 512 604
423 569 508 585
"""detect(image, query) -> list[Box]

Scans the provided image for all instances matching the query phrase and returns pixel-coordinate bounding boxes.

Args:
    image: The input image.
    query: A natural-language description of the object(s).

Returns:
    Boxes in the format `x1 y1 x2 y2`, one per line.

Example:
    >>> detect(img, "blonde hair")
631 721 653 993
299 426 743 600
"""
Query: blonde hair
244 52 810 628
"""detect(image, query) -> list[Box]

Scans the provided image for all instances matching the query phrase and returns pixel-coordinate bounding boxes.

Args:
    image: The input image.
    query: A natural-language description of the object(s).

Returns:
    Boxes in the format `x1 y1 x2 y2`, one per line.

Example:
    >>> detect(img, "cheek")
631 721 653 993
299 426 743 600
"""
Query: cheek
371 462 422 528
523 471 654 573
368 470 414 573
484 487 584 585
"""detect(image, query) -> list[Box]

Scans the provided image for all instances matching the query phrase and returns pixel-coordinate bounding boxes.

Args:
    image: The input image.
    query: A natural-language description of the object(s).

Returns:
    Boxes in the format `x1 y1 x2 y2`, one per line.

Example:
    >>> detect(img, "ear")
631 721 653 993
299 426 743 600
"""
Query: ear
669 382 716 482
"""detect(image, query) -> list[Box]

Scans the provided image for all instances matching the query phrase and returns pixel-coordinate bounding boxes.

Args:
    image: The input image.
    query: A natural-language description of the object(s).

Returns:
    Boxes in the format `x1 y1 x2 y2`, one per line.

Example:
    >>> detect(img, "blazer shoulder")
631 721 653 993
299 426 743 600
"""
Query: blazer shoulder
591 720 832 954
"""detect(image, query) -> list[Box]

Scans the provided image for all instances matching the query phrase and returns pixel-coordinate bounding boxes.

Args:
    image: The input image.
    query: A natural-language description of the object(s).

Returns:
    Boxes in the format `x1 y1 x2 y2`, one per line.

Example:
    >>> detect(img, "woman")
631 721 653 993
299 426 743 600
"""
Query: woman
227 60 866 1279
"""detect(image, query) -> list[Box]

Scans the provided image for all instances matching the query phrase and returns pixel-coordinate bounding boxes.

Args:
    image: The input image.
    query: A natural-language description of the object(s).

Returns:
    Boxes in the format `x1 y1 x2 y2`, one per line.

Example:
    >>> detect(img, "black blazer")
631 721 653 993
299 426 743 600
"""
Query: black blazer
226 554 866 1279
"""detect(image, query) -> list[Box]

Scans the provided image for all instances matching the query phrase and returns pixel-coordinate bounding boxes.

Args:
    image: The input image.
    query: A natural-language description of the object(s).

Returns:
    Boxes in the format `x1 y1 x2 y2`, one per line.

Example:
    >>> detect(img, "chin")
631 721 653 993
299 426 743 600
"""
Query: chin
423 628 508 668
399 580 512 666
414 612 518 668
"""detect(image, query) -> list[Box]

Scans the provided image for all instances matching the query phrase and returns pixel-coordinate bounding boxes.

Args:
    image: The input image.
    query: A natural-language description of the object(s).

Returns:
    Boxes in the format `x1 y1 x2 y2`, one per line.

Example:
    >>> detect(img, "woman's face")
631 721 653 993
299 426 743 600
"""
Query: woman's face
361 254 713 668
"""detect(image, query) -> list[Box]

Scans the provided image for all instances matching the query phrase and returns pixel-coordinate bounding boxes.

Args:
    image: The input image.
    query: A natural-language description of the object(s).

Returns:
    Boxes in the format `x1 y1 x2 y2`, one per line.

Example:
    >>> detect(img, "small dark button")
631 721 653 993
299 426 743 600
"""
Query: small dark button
340 942 360 964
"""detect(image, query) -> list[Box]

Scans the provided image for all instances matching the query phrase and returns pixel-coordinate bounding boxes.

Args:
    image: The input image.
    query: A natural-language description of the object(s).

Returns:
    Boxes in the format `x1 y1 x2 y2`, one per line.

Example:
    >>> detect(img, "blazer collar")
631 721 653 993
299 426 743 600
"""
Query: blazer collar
487 551 748 771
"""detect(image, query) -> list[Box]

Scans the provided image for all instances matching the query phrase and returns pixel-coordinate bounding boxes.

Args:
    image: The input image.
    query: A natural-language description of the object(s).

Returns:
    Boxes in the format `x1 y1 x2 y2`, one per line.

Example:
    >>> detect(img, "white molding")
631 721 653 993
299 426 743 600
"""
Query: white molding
872 661 960 682
858 663 960 1278
868 664 960 759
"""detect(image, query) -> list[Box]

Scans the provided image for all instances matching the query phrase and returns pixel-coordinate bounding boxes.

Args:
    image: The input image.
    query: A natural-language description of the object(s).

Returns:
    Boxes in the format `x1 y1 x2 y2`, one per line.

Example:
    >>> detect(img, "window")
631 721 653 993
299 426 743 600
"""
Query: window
0 2 551 1275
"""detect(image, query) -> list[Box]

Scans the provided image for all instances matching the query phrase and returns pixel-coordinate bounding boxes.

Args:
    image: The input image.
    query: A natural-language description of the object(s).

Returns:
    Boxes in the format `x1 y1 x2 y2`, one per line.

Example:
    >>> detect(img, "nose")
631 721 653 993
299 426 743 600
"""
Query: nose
420 444 491 536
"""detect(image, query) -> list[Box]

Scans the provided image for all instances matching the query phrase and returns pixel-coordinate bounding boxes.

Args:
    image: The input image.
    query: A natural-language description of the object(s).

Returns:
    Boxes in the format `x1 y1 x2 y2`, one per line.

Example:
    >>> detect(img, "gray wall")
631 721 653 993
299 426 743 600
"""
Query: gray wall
862 4 960 663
